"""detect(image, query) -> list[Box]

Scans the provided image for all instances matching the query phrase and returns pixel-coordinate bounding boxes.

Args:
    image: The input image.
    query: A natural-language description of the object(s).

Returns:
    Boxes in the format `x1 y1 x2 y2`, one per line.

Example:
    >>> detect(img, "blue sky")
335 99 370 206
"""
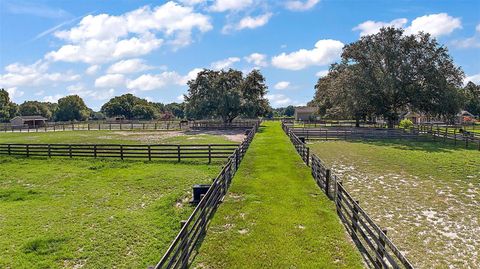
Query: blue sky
1 0 479 110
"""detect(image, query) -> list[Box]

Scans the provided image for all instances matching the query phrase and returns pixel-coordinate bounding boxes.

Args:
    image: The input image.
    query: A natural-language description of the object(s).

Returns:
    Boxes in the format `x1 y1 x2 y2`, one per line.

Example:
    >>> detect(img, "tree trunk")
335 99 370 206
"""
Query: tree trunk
355 117 360 128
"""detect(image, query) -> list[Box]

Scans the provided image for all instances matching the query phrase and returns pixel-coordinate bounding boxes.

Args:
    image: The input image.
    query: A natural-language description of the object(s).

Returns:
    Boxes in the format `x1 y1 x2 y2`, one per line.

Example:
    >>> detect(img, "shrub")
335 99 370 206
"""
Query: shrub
399 119 413 129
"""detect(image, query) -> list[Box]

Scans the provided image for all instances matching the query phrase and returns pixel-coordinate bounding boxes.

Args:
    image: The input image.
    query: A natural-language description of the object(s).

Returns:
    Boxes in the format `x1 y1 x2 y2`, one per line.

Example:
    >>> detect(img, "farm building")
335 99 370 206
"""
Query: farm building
10 115 48 128
457 110 475 124
294 107 319 121
403 111 429 124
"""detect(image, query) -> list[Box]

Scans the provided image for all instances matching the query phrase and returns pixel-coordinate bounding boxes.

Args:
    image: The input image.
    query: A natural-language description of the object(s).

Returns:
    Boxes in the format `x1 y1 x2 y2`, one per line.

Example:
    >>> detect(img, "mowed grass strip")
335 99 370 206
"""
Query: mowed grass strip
0 157 223 268
194 122 364 268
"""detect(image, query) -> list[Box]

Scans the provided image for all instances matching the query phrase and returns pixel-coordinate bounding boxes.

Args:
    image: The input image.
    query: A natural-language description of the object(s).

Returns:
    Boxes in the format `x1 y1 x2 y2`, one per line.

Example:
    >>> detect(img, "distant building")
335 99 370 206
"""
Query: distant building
294 107 318 121
457 110 475 124
10 116 48 128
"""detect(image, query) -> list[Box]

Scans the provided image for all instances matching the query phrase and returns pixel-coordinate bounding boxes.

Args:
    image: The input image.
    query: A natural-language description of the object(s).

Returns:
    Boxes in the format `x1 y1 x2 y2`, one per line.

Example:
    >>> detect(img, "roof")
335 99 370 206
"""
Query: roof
458 110 474 117
11 115 48 121
295 107 317 113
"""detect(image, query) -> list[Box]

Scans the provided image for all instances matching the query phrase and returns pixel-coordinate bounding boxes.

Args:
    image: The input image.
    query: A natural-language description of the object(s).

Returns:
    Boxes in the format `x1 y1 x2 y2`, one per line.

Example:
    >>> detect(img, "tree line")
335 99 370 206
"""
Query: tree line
1 69 271 123
309 27 480 127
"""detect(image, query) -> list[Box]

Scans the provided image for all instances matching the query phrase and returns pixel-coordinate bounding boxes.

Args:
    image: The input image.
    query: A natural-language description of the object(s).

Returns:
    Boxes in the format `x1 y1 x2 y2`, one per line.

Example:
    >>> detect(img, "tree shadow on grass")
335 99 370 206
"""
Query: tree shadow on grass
343 136 480 153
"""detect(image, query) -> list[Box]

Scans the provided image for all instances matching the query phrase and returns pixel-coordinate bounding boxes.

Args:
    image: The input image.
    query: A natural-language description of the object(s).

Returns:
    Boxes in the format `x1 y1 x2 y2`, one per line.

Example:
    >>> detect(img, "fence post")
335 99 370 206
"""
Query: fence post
454 129 457 146
208 144 211 164
325 169 331 198
69 145 72 158
148 145 151 161
177 145 181 162
48 144 51 158
94 145 97 158
306 147 310 166
26 145 29 157
466 135 469 148
8 144 11 155
120 145 124 160
352 200 359 232
376 229 388 267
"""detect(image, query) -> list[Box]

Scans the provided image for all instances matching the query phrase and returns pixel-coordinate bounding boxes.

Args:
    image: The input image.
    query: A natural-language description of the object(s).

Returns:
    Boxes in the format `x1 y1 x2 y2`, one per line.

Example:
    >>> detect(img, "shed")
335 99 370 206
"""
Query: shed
10 116 48 128
294 107 318 121
457 110 475 124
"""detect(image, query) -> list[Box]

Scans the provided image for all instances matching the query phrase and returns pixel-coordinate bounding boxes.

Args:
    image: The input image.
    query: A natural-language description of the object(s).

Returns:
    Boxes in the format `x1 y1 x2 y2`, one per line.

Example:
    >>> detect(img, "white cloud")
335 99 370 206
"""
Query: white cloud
0 60 80 88
107 59 152 74
244 53 268 67
179 0 206 6
353 18 407 36
271 39 344 70
285 0 320 11
46 2 212 64
86 65 101 75
177 95 185 101
236 13 272 30
181 68 203 84
211 57 241 70
274 81 290 90
67 83 115 100
6 87 24 101
43 94 65 103
35 90 45 96
477 24 480 33
316 70 329 77
465 73 480 85
210 0 253 12
452 23 480 49
266 93 292 107
353 13 461 38
127 72 183 91
94 74 125 88
405 13 461 37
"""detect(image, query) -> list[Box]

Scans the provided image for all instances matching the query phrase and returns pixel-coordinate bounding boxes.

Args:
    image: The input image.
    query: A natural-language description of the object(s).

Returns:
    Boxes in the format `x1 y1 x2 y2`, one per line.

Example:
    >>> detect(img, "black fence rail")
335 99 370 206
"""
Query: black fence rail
287 127 420 140
0 143 240 163
417 124 480 150
153 122 258 269
282 122 414 269
2 122 187 132
282 123 309 165
189 120 260 129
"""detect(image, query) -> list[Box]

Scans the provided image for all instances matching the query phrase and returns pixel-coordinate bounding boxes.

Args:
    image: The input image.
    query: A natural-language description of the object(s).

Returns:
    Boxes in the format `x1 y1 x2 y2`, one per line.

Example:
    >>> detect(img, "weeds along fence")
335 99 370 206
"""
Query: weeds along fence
282 122 414 269
0 144 241 163
153 122 258 269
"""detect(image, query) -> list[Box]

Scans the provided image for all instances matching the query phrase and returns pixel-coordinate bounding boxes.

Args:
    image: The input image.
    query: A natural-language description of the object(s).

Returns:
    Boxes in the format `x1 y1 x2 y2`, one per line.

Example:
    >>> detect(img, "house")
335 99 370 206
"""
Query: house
457 110 475 124
10 116 48 128
294 107 318 121
403 111 429 124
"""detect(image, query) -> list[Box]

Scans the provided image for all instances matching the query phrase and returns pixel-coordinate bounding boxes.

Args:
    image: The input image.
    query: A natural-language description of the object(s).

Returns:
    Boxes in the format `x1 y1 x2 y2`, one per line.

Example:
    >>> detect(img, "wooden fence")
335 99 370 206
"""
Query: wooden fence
1 120 260 133
283 122 414 269
0 143 240 163
153 122 258 268
283 122 480 150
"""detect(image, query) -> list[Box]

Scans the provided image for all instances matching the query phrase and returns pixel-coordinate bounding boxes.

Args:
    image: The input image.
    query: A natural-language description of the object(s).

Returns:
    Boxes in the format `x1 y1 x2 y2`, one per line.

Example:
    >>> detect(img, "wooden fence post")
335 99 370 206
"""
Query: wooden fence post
8 144 11 155
325 169 331 198
148 145 151 161
177 145 181 162
26 145 29 157
454 129 457 146
48 144 51 158
376 229 388 267
352 200 359 232
208 144 212 164
306 147 310 166
120 145 124 160
69 145 72 158
94 145 97 158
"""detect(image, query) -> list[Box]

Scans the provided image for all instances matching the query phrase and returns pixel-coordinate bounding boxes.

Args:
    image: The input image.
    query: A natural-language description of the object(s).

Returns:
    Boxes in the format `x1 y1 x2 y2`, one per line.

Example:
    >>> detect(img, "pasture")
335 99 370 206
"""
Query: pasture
0 128 243 268
0 129 246 144
309 139 480 268
0 156 223 268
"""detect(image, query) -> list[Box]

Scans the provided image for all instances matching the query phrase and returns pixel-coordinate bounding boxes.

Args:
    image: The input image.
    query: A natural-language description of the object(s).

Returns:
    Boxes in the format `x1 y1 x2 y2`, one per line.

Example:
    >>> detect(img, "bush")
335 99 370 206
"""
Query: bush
399 119 413 129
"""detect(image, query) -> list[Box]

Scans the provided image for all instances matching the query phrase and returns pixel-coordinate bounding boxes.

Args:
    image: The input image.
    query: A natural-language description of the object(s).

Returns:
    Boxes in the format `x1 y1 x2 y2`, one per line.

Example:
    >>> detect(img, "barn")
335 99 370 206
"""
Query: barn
294 107 318 121
10 116 48 128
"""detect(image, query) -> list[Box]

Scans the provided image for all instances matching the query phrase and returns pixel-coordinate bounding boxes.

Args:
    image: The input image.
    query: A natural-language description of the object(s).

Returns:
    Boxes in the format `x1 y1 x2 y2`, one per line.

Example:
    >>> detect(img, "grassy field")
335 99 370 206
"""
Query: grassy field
194 122 364 268
0 156 224 268
309 139 480 269
0 129 245 144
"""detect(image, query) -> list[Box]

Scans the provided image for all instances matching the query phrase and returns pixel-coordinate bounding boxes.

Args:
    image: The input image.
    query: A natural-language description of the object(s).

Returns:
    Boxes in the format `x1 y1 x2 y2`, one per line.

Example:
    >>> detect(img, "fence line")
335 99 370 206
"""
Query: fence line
282 122 414 269
0 143 241 163
283 122 480 150
1 120 261 133
153 122 259 269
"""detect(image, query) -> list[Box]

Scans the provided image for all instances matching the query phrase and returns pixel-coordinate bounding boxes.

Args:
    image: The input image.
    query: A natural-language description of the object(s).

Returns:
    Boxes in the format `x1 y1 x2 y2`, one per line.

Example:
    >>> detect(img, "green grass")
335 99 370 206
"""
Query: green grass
0 129 243 144
0 156 223 268
194 122 364 268
309 139 480 268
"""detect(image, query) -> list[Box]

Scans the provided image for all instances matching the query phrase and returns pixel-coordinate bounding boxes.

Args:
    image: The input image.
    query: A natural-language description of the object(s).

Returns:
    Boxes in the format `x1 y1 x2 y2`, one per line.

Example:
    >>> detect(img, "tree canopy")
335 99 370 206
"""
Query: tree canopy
101 94 165 120
310 27 465 127
184 69 270 122
19 101 56 119
54 95 90 121
0 89 18 122
463 81 480 116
